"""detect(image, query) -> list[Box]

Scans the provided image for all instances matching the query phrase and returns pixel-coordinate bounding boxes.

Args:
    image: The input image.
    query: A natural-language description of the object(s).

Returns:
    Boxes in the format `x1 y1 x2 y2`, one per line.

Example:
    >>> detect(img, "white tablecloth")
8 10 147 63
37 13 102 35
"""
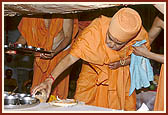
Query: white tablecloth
3 102 122 113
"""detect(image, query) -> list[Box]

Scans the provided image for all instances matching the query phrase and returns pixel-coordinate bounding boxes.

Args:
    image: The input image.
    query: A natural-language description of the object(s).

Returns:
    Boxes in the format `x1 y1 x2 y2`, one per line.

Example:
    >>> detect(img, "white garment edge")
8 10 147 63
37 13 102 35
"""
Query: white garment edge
137 103 149 111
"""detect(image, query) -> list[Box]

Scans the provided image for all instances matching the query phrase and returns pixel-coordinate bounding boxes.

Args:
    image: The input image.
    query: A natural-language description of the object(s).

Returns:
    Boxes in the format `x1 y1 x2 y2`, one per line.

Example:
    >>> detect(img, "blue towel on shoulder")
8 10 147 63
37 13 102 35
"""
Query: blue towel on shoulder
129 40 154 96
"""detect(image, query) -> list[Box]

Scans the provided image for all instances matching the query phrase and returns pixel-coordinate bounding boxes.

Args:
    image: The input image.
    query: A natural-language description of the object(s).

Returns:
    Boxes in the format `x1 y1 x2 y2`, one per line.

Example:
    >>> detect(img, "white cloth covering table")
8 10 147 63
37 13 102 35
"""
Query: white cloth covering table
3 102 122 113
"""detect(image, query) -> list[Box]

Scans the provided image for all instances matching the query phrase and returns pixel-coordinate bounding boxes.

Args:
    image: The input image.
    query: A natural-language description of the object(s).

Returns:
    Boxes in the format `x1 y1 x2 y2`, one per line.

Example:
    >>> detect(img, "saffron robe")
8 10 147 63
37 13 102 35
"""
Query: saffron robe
70 15 150 110
18 17 78 99
154 64 164 111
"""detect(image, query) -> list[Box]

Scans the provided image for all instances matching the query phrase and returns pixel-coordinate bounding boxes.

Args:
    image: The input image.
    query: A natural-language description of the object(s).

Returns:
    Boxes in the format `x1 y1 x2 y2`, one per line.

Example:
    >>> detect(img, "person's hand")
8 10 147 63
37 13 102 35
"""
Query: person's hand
108 61 121 69
34 50 55 59
133 44 149 57
31 78 53 100
39 50 56 59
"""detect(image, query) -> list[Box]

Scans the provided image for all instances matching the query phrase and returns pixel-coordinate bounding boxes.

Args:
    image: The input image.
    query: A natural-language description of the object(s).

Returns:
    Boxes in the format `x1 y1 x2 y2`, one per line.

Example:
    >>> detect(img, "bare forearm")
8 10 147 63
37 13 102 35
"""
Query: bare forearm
50 54 79 80
145 52 164 63
52 19 73 55
53 36 71 55
121 53 164 65
149 16 163 45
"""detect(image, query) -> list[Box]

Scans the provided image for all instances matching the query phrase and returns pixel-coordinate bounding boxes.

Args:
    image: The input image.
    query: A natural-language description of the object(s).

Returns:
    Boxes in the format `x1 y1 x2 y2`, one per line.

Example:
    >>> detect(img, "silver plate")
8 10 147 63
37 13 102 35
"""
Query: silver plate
4 98 40 109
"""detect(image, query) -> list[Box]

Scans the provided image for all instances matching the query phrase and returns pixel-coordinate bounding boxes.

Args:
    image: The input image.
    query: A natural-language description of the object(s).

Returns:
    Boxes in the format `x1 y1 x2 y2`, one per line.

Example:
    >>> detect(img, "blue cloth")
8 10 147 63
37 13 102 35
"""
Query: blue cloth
129 40 154 96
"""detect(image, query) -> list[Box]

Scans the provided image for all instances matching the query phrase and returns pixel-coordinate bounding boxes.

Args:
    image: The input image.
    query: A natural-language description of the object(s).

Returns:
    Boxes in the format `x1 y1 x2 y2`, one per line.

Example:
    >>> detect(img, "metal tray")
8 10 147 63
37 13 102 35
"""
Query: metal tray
4 98 40 109
24 45 36 51
4 44 52 54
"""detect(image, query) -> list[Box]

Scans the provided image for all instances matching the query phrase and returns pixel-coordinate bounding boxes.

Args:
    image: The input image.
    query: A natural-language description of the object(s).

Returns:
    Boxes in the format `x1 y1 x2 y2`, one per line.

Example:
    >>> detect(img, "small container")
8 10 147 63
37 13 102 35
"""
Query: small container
4 95 19 105
17 93 27 98
26 94 31 97
4 93 9 98
35 47 44 51
19 97 37 105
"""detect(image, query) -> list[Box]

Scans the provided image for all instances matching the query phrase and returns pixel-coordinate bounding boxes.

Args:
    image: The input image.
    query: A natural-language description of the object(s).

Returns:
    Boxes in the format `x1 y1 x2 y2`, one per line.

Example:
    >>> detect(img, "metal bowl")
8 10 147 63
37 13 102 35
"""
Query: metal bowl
17 93 27 98
4 95 19 105
25 45 35 50
19 97 37 105
4 93 9 98
26 94 31 97
15 44 24 49
35 47 44 51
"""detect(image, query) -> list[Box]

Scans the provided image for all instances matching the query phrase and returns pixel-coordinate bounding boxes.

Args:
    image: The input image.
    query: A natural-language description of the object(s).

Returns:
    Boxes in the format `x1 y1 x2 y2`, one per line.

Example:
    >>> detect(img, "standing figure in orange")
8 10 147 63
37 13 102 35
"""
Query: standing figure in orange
12 15 78 101
32 8 151 111
133 4 164 111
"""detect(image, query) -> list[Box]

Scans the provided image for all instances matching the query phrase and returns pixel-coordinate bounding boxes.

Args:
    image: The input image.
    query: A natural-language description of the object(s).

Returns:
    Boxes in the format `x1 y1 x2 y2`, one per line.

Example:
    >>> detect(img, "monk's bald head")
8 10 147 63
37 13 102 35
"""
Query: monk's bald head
109 8 142 42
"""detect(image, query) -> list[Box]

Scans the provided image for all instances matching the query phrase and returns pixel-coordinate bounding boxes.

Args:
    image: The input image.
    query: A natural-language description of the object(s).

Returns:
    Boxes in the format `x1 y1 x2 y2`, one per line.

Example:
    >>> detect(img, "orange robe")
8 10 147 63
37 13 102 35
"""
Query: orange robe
18 17 78 99
154 64 164 111
70 15 150 110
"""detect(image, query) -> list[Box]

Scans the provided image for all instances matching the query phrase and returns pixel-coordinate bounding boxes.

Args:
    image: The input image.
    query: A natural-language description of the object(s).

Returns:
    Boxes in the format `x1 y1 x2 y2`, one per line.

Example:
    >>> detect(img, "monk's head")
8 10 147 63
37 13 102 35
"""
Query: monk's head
106 8 142 50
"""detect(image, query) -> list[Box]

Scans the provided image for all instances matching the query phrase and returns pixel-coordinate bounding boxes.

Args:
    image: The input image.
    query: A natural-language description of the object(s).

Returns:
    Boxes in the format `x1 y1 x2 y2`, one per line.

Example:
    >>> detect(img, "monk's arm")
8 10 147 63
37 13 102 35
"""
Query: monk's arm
15 35 27 45
52 19 74 55
50 54 79 80
149 16 164 45
31 54 80 97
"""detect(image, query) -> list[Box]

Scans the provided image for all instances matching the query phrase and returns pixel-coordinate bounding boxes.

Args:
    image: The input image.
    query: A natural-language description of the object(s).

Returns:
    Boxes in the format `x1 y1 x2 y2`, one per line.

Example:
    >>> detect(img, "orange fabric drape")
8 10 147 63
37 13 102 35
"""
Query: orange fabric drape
70 15 150 110
18 17 78 99
154 64 164 111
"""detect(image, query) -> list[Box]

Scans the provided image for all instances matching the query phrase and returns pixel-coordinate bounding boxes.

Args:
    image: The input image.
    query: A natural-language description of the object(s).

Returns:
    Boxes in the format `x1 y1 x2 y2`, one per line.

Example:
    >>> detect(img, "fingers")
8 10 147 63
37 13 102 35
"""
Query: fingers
46 86 51 99
132 47 137 54
31 80 52 100
32 52 54 59
31 87 39 95
109 65 116 69
108 62 114 66
40 53 52 59
141 44 147 48
132 46 139 50
132 46 140 52
132 47 136 52
108 62 120 69
31 84 45 95
34 53 46 58
109 62 114 67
